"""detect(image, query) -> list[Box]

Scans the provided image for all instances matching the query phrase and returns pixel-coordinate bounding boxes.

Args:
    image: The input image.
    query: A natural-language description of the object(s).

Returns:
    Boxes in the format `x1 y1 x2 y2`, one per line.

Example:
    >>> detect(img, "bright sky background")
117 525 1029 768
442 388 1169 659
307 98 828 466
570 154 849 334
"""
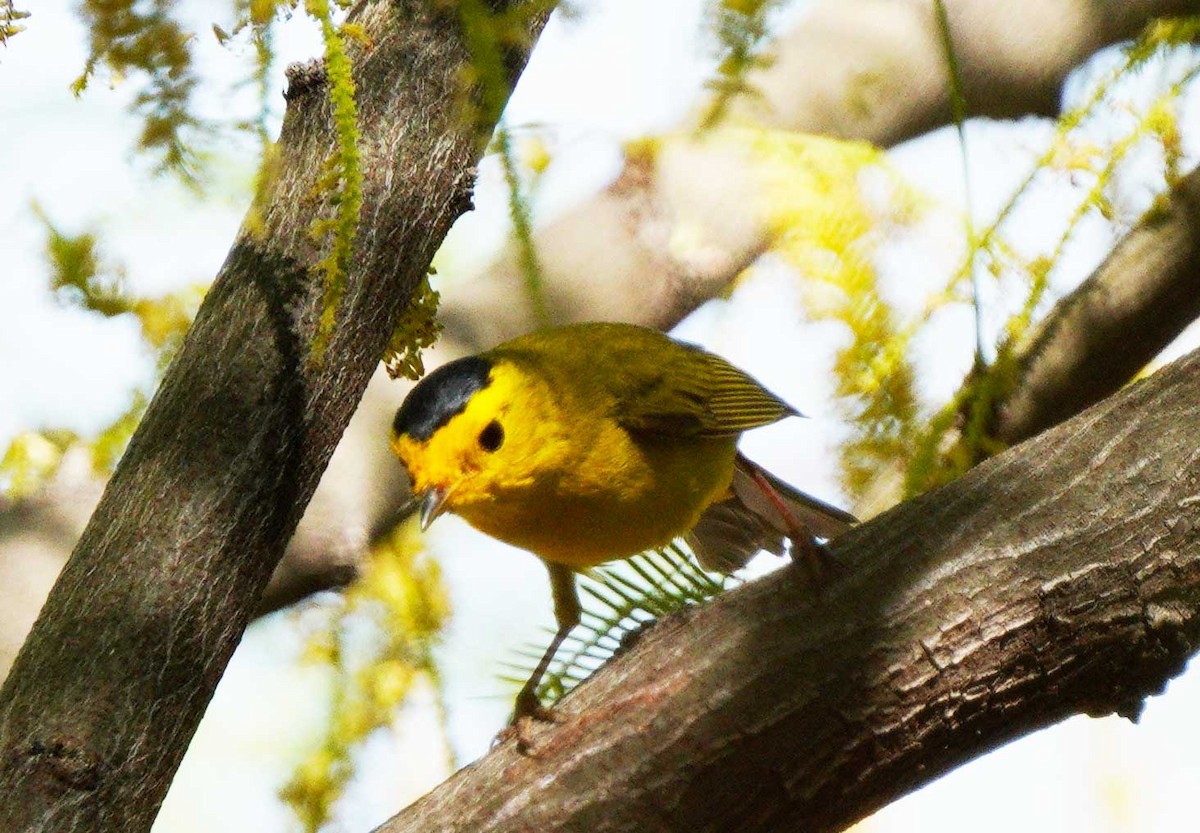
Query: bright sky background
4 2 1200 832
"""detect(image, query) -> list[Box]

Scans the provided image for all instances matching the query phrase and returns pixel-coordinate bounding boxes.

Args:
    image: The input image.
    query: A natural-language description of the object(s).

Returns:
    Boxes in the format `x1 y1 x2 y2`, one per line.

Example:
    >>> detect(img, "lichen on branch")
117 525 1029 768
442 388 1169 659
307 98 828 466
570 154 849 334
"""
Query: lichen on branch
305 0 364 362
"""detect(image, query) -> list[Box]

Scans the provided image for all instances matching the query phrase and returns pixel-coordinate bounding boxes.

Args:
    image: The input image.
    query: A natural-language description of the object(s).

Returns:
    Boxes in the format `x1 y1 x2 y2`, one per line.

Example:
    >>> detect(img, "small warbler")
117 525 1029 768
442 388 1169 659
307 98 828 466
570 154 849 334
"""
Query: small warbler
391 322 855 728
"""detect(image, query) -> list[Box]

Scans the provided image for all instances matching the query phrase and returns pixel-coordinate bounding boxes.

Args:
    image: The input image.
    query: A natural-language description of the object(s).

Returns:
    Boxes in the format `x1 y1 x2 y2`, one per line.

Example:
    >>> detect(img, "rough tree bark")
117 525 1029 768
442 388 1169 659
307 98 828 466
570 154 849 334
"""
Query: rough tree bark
378 347 1200 833
0 3 553 831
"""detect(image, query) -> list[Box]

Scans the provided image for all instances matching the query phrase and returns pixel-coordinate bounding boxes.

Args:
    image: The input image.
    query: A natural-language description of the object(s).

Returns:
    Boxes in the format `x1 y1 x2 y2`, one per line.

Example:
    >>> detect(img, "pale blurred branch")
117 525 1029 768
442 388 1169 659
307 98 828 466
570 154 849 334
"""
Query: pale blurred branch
443 0 1200 349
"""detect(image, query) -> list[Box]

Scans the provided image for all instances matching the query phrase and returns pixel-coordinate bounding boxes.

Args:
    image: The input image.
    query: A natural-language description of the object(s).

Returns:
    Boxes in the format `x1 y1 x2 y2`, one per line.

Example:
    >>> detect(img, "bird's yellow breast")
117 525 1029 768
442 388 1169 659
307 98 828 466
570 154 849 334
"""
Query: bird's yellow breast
460 426 738 569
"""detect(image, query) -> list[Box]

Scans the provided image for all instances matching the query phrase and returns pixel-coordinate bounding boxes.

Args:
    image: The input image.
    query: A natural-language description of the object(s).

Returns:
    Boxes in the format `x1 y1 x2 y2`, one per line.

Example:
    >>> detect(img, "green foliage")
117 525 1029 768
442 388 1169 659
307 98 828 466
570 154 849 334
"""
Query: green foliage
504 545 734 707
1 1 28 46
933 0 986 364
0 392 154 496
0 212 202 497
449 0 516 144
230 0 290 236
65 0 295 197
434 1 559 339
72 0 209 183
495 123 550 328
244 139 284 240
306 0 364 362
68 0 300 184
932 0 968 133
281 520 451 832
1 431 75 499
904 19 1200 497
383 270 443 380
91 394 149 472
33 203 128 318
698 0 783 129
0 413 153 500
441 0 558 149
728 127 924 500
33 206 202 361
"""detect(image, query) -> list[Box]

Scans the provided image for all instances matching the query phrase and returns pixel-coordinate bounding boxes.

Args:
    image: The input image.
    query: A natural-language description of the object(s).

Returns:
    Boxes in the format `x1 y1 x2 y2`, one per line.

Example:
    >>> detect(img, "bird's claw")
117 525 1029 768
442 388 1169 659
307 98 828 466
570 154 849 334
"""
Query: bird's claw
492 689 561 755
788 533 844 588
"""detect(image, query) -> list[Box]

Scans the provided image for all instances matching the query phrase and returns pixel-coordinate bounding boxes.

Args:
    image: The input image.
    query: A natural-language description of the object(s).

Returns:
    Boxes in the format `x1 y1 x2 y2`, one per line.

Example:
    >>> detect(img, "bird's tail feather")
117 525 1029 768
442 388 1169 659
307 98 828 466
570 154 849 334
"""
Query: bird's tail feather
685 453 856 574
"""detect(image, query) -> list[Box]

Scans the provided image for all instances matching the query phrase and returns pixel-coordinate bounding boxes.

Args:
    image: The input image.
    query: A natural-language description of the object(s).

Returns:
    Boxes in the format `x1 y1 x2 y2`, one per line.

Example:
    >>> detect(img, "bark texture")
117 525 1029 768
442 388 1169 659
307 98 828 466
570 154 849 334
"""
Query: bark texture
0 3 551 831
994 164 1200 444
378 347 1200 833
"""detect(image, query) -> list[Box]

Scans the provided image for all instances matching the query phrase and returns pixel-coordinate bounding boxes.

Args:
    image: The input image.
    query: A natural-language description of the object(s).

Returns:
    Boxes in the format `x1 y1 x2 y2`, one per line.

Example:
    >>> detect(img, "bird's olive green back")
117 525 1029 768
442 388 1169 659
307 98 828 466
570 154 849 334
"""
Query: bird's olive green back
489 323 796 439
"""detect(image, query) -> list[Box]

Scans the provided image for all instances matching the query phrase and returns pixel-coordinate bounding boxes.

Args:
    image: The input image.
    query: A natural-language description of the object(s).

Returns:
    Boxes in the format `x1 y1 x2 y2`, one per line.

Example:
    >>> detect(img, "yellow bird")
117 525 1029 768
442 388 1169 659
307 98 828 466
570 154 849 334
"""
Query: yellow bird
390 322 855 725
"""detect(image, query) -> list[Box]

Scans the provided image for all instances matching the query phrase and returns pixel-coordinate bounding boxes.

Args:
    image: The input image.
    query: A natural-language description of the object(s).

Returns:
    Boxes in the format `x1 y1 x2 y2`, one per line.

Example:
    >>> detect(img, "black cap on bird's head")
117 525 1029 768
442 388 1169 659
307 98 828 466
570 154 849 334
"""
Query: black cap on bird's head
392 355 494 442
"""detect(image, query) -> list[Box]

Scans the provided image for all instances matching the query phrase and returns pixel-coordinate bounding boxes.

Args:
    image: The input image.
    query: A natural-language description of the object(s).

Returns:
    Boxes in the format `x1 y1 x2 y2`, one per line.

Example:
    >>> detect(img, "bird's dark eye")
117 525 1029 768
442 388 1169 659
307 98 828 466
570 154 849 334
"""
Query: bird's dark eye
478 419 504 452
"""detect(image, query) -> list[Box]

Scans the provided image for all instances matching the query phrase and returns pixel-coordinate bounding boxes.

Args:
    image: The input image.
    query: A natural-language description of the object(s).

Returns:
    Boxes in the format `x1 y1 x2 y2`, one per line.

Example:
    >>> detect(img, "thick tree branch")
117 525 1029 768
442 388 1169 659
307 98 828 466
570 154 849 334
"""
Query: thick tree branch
994 165 1200 444
0 368 408 666
378 348 1200 833
0 3 553 831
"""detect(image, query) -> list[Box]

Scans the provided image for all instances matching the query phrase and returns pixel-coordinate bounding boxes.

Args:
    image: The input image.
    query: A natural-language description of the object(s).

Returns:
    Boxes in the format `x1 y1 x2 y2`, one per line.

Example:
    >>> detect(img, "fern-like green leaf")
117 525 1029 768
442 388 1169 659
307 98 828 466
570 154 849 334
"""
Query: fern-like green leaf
503 544 737 707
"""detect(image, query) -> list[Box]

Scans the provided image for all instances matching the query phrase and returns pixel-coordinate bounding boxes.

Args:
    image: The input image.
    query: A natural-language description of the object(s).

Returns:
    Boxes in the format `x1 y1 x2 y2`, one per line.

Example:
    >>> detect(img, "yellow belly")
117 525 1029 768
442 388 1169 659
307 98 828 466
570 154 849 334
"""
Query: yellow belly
456 434 738 569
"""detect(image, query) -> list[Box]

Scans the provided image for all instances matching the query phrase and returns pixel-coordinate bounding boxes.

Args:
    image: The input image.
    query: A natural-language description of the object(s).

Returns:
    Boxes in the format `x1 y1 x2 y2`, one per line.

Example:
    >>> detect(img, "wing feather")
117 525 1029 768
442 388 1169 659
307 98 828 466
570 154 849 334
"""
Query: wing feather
615 345 797 438
492 323 797 439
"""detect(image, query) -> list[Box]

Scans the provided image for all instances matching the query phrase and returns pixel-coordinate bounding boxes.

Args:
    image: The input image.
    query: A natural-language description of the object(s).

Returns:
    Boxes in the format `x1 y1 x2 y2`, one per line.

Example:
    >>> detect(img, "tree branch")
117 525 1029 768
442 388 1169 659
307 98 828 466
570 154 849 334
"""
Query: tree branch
994 165 1200 444
378 347 1200 833
0 3 553 831
0 369 409 657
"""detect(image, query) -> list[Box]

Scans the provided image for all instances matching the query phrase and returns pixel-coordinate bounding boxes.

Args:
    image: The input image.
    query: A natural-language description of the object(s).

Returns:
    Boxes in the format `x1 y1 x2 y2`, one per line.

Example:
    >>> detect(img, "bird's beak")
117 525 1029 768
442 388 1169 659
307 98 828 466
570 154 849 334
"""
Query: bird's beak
419 487 450 531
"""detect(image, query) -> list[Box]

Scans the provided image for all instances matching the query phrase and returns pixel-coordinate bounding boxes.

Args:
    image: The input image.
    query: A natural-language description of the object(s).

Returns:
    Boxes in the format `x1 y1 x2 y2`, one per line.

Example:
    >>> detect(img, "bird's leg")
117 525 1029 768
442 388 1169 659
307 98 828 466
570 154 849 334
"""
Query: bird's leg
747 467 837 582
509 561 580 754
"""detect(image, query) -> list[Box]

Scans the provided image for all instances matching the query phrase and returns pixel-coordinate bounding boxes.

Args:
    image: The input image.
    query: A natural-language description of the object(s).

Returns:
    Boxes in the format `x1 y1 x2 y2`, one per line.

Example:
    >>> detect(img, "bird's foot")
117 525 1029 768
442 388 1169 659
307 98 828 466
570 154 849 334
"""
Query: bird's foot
788 533 844 588
493 688 562 756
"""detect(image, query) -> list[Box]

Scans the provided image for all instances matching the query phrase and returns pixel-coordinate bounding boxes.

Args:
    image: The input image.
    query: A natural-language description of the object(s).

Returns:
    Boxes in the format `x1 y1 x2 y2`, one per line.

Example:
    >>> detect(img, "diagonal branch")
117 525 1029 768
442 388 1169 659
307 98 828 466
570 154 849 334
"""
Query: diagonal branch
0 3 554 831
994 164 1200 444
377 347 1200 833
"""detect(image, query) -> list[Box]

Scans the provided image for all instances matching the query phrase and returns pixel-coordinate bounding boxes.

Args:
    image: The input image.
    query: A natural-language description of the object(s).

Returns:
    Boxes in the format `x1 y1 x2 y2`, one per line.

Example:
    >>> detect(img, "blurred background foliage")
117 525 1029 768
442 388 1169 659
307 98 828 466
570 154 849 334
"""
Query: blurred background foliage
3 1 1200 831
279 521 451 833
